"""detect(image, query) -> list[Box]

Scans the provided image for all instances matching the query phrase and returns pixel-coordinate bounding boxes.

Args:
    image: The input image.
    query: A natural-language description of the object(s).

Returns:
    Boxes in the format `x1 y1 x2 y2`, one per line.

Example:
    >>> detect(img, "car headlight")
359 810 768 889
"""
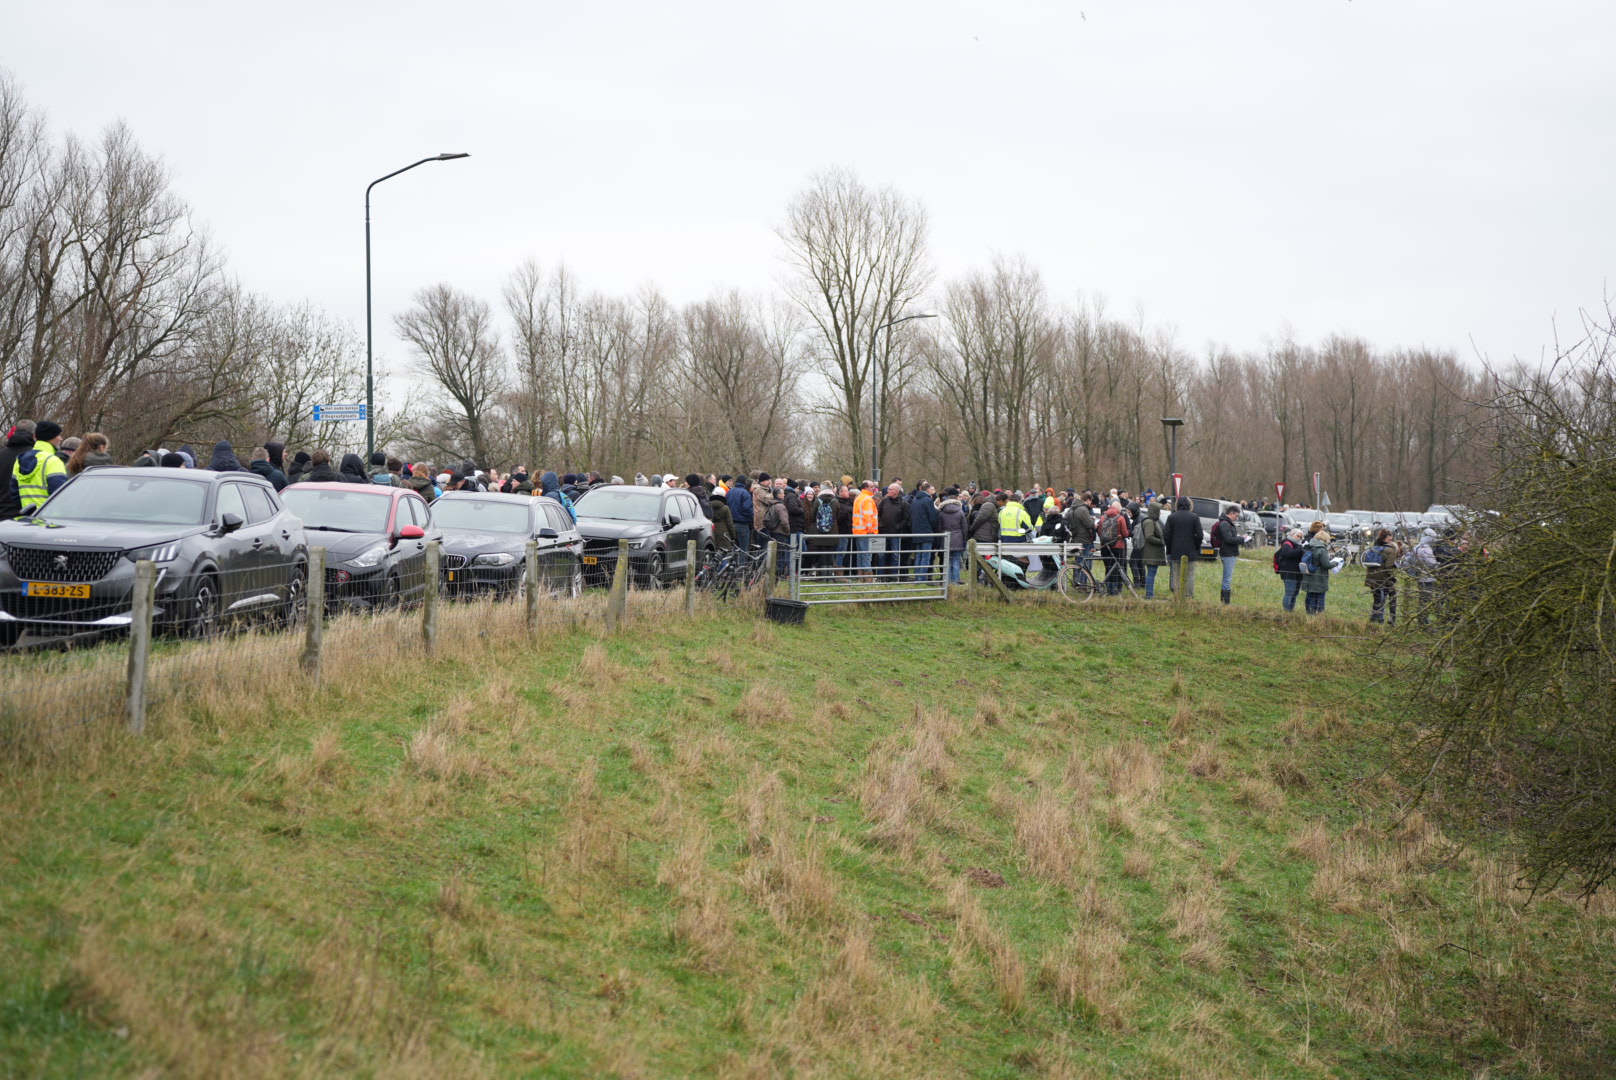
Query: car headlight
348 544 388 568
472 552 515 566
129 541 181 563
628 537 653 550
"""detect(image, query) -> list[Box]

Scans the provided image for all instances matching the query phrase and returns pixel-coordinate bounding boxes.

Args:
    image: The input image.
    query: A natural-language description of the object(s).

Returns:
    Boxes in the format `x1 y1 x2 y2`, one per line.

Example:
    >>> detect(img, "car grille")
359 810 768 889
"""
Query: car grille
4 546 123 582
1 593 127 623
583 539 620 555
442 554 467 570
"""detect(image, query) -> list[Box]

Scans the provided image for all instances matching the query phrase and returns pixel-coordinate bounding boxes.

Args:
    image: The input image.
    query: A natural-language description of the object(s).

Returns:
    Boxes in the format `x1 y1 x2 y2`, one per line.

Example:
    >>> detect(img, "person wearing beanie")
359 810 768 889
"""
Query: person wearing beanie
634 472 649 486
207 440 242 472
160 452 187 468
14 420 67 512
361 450 392 486
286 450 312 485
0 422 36 518
56 435 81 466
178 444 198 467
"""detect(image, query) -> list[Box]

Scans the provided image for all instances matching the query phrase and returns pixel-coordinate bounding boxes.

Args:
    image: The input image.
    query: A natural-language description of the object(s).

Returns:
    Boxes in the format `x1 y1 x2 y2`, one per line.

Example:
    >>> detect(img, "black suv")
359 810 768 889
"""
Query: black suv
0 468 308 644
573 485 712 587
433 491 584 599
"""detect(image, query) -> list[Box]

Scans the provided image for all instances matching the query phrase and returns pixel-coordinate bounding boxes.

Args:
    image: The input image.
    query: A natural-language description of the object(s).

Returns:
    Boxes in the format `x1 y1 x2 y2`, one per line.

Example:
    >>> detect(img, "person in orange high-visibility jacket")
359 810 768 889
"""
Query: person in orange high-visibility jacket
851 481 878 578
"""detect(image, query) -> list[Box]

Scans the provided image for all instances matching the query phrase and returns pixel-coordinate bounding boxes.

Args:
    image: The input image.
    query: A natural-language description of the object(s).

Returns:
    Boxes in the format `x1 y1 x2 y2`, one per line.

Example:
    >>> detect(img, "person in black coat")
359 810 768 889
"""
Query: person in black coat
208 440 242 472
303 449 344 483
907 483 941 580
338 452 370 485
286 451 312 485
875 483 910 576
0 423 35 518
1274 528 1306 612
1161 497 1204 598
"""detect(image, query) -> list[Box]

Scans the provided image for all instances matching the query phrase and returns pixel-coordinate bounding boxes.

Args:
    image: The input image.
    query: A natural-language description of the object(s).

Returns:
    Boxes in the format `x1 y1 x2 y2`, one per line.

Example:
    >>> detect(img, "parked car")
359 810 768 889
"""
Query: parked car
1258 510 1286 542
0 467 307 645
279 483 440 609
1236 509 1267 546
432 491 583 599
1187 497 1239 560
573 485 713 586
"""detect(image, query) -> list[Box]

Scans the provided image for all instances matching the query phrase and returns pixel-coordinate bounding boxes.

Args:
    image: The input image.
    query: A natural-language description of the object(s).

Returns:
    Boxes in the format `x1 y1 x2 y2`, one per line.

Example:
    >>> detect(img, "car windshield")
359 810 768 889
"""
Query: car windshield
1288 510 1322 526
40 475 209 525
432 499 530 534
281 488 392 532
1189 498 1223 519
576 489 662 522
1327 514 1355 530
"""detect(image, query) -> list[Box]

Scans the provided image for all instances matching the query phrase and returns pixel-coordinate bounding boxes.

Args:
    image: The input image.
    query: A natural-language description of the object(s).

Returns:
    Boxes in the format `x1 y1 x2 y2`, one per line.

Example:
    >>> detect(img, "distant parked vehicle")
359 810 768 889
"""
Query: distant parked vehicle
433 491 583 599
280 483 439 610
0 468 307 645
573 485 713 587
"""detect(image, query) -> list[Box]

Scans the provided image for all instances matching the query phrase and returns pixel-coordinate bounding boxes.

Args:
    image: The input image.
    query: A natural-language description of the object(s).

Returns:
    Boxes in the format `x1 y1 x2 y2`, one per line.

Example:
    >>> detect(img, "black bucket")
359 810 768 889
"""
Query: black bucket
764 598 809 626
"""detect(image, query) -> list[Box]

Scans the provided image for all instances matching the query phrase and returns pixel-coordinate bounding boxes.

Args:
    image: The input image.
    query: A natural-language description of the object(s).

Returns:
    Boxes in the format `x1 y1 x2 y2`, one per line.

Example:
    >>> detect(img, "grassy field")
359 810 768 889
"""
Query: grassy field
1 563 1613 1078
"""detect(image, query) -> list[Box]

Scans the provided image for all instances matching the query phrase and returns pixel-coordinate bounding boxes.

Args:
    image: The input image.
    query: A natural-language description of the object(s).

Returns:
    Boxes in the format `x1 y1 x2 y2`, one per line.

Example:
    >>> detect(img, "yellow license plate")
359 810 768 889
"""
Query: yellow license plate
447 570 456 581
583 556 598 565
22 582 90 598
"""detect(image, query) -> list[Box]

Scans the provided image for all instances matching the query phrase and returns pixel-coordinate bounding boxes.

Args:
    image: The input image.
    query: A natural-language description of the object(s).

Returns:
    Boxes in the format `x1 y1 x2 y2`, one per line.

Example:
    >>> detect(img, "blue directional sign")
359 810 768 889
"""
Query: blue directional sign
313 404 367 422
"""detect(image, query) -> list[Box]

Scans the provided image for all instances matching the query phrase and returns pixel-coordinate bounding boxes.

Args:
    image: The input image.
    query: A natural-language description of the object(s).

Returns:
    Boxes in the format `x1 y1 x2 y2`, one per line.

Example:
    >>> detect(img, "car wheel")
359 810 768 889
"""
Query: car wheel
190 574 221 639
567 559 583 598
515 567 529 602
283 565 307 628
384 572 402 609
645 550 665 588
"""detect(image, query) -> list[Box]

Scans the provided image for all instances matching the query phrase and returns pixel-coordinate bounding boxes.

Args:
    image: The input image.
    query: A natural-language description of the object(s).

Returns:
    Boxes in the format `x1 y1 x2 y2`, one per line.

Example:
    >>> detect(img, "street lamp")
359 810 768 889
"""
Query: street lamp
1160 417 1184 499
365 152 470 457
869 312 938 487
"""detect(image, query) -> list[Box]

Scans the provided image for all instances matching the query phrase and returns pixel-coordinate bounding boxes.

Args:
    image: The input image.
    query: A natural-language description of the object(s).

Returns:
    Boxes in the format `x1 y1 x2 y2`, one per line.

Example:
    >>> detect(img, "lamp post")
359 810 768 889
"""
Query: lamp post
1160 417 1184 499
365 153 470 458
869 312 937 486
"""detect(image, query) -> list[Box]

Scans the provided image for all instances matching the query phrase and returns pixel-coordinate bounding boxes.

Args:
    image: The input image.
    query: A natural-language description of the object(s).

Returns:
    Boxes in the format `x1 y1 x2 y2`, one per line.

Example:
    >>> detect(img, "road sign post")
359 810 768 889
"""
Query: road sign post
1275 481 1286 506
1172 473 1184 499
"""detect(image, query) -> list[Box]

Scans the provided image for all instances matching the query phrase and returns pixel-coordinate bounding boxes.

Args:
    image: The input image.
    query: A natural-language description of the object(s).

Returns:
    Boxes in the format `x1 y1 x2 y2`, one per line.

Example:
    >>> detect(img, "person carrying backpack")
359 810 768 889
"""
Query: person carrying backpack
1301 524 1333 615
1362 527 1401 625
1274 528 1306 612
1097 502 1131 596
1138 501 1167 598
806 485 844 574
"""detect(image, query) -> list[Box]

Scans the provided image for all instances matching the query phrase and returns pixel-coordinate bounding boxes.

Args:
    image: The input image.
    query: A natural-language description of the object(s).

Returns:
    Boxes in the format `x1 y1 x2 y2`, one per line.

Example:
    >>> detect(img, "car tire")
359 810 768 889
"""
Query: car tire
645 550 665 589
384 572 402 609
0 623 21 649
282 565 307 628
566 559 583 598
189 573 221 639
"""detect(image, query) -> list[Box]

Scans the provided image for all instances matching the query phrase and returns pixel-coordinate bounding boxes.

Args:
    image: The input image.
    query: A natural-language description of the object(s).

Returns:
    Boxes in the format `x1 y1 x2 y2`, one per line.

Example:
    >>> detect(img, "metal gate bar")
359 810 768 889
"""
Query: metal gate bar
790 532 951 604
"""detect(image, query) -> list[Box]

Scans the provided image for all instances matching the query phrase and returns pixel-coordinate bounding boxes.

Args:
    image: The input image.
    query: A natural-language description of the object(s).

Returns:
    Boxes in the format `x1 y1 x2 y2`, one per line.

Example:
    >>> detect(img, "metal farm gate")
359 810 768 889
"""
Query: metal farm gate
788 533 951 605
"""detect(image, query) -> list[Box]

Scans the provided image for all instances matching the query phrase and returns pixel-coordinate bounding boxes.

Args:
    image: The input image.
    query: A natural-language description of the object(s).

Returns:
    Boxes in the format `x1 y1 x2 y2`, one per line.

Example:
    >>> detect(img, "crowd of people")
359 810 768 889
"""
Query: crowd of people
0 419 1464 625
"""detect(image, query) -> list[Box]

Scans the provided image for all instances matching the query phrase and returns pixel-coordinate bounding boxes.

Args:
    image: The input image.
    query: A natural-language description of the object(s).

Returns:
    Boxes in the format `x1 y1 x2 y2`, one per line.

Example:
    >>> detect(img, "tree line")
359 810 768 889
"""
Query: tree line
1 74 1491 507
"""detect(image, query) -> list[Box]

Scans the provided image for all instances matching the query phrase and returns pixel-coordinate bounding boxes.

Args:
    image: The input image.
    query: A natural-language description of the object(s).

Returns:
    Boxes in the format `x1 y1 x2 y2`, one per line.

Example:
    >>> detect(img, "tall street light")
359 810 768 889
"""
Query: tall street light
365 153 470 457
869 312 937 487
1160 417 1184 499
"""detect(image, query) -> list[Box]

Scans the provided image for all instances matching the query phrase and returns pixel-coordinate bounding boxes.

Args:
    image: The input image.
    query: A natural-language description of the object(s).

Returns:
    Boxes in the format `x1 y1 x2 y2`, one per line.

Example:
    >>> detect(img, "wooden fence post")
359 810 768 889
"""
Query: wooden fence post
605 538 629 631
973 549 1013 603
124 559 157 734
685 539 697 616
422 541 441 654
764 540 779 595
965 540 976 597
302 546 325 680
525 539 540 632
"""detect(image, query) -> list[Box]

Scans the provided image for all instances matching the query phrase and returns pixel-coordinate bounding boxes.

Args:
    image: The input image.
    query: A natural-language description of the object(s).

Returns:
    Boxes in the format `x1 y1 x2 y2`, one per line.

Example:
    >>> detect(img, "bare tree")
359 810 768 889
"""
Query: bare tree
679 290 802 473
395 284 506 467
778 168 931 479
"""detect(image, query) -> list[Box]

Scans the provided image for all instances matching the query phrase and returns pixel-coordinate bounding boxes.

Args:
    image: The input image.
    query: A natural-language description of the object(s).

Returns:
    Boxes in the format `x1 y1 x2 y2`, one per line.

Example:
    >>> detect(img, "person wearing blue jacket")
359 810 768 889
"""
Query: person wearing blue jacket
539 471 575 521
726 476 755 553
907 482 941 581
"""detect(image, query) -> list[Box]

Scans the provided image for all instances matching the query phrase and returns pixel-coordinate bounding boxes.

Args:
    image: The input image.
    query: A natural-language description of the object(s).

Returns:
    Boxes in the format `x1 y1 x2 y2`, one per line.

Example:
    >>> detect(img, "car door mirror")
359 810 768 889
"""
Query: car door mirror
398 524 426 540
219 512 244 533
537 528 559 539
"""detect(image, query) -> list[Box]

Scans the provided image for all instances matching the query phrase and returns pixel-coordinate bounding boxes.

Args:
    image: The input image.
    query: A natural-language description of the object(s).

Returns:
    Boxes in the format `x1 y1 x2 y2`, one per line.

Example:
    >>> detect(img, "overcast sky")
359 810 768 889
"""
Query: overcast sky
9 0 1613 372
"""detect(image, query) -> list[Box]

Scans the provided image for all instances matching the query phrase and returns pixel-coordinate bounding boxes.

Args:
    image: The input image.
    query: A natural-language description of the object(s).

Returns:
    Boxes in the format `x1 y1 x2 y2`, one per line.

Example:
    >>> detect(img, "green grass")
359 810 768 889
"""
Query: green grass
0 584 1611 1078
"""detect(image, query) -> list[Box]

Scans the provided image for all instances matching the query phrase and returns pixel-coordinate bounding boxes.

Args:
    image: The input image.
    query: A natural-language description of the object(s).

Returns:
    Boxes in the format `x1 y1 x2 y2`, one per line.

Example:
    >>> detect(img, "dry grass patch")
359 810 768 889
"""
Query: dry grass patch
657 824 738 972
1233 777 1284 812
1101 739 1161 803
1036 924 1132 1028
435 875 480 922
947 879 1028 1014
404 723 490 784
728 768 841 928
1122 849 1154 879
1187 742 1223 779
858 705 961 851
734 681 792 726
1288 821 1332 862
1167 701 1195 737
1014 789 1096 888
1166 880 1228 969
1268 755 1312 791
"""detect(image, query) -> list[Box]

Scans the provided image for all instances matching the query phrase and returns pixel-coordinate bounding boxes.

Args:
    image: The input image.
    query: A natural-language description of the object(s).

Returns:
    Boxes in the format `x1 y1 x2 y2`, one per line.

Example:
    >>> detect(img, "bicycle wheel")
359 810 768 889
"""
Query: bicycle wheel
1058 560 1101 603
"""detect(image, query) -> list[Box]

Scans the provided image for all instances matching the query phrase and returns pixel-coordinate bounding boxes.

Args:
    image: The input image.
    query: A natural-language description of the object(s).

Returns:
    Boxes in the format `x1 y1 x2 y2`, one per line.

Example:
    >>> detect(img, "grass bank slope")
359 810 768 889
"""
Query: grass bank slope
2 597 1612 1078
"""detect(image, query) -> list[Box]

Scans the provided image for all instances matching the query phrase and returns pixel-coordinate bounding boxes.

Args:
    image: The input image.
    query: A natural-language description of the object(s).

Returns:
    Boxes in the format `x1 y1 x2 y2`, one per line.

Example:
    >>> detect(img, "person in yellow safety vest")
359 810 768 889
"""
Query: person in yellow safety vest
13 420 68 513
998 493 1033 542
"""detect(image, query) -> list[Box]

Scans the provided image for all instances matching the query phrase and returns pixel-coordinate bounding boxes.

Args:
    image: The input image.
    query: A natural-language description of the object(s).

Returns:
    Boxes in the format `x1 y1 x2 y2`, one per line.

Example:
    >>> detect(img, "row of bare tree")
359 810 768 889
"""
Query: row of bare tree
1 75 1491 507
